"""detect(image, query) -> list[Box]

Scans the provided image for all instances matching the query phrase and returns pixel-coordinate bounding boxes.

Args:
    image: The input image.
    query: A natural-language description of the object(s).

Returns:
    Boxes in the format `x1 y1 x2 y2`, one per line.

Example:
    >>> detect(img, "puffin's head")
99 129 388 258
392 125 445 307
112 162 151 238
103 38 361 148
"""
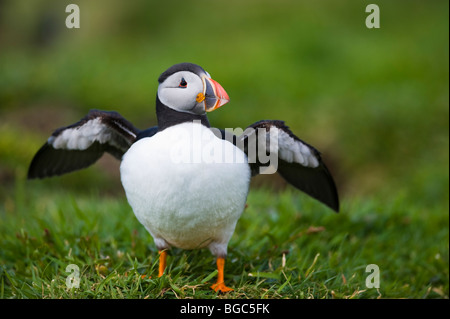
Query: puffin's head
157 63 230 115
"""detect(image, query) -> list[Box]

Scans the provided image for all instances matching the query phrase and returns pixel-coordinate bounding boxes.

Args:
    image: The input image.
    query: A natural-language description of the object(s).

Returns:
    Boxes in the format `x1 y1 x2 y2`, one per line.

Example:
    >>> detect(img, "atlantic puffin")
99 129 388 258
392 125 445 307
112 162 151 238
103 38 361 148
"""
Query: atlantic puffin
28 62 339 292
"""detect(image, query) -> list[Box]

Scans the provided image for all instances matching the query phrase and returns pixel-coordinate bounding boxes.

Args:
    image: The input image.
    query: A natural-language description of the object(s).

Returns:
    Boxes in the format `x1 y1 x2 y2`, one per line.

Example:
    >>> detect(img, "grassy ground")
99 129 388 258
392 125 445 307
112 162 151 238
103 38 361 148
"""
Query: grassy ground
0 184 447 299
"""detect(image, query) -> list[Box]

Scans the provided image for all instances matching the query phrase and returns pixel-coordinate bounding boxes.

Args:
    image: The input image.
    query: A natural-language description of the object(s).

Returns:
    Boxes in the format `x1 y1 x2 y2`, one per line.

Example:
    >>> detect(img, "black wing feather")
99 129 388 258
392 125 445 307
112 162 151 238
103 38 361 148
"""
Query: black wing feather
27 110 147 179
277 159 339 212
217 120 340 212
28 142 104 179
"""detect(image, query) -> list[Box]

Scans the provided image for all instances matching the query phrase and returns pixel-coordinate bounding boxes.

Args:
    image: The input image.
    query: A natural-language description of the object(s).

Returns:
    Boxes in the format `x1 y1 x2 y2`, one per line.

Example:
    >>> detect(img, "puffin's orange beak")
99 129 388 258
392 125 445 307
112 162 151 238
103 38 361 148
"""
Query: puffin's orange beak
201 77 230 112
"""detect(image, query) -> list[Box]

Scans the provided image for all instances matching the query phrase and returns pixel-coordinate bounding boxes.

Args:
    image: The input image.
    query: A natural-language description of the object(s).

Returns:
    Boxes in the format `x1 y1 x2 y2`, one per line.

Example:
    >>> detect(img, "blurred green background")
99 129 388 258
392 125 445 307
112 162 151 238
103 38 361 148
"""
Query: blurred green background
0 0 448 299
0 0 448 204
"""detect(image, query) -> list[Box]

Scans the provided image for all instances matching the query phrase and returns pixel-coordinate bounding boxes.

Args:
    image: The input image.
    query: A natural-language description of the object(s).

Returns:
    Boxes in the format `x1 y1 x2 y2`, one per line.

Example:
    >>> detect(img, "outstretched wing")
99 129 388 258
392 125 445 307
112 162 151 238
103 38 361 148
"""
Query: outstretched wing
219 120 339 212
28 110 155 179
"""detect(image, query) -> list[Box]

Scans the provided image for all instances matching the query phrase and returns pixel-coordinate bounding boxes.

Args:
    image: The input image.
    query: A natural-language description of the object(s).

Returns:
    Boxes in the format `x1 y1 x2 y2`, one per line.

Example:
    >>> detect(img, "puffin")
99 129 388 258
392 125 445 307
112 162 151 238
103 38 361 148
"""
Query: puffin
28 62 339 292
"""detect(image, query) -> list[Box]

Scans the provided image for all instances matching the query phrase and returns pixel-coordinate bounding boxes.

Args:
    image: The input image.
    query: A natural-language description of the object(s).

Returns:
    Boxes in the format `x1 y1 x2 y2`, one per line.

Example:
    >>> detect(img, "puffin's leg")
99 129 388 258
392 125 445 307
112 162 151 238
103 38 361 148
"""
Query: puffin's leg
153 238 170 277
210 257 233 293
158 250 168 277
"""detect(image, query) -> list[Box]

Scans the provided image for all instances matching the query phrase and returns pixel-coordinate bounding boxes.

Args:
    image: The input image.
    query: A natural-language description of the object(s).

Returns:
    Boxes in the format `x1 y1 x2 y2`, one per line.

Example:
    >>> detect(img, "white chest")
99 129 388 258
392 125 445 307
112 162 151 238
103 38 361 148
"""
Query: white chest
120 122 251 250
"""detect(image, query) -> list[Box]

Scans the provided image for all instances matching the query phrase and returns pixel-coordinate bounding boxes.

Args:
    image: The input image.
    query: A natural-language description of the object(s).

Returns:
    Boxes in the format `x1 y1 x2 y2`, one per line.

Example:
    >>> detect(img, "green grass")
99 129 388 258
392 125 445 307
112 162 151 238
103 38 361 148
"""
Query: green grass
0 184 447 299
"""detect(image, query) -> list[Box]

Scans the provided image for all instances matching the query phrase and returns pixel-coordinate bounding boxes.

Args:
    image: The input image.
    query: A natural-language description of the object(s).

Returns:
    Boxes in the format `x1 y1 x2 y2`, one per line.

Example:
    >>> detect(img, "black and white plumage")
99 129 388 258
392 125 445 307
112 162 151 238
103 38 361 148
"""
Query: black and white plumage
241 120 339 212
28 62 339 292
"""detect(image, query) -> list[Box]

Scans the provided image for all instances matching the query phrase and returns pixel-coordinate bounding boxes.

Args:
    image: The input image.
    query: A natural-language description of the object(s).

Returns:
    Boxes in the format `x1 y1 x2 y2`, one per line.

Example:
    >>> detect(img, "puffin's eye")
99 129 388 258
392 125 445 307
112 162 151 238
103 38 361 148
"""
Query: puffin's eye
179 78 187 88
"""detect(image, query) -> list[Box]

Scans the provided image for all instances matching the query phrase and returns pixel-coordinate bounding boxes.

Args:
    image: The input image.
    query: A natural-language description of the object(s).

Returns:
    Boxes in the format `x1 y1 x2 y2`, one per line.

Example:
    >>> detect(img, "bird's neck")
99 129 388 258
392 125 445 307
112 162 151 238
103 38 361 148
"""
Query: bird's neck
156 96 210 131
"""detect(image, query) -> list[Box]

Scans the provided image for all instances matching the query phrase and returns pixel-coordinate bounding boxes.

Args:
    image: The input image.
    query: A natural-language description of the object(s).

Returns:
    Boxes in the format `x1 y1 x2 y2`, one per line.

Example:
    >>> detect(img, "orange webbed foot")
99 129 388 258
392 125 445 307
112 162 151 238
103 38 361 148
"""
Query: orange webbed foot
210 257 234 293
211 281 234 293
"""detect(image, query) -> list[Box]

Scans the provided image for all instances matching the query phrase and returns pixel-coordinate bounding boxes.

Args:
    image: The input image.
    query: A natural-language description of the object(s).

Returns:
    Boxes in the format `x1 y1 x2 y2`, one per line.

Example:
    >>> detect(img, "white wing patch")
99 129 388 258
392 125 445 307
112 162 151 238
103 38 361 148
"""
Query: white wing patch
277 129 319 168
112 120 137 140
49 118 116 150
